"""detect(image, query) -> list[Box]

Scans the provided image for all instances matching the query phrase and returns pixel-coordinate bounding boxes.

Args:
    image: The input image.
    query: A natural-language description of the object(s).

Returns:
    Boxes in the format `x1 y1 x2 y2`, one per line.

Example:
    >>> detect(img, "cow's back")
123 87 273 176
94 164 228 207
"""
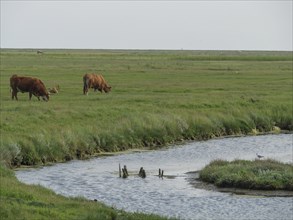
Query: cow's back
14 76 35 92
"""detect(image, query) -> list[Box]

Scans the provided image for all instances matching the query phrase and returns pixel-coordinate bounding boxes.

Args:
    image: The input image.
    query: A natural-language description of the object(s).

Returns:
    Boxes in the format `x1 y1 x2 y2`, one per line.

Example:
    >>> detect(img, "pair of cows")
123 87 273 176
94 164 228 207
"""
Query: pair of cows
10 73 111 102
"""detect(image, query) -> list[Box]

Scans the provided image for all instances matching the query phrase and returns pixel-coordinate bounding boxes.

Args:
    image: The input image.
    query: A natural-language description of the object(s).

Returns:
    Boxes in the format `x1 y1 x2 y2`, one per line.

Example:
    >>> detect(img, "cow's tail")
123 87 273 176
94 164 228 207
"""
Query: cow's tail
83 76 88 95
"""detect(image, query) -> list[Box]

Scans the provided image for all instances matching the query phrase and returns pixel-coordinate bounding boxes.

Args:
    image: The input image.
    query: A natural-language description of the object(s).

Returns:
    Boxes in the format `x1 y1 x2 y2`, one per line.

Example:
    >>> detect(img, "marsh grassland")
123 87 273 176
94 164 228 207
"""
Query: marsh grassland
1 49 292 166
0 49 292 219
199 159 293 190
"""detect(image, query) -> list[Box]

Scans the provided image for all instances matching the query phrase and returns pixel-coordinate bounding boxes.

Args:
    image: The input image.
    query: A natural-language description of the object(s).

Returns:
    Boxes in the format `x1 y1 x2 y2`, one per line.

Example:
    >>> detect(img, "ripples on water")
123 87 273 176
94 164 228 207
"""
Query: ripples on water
16 134 293 220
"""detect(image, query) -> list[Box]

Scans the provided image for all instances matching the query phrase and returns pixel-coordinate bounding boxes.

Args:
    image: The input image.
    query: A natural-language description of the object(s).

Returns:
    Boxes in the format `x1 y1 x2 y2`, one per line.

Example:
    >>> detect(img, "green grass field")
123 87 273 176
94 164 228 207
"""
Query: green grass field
1 49 292 166
0 49 292 219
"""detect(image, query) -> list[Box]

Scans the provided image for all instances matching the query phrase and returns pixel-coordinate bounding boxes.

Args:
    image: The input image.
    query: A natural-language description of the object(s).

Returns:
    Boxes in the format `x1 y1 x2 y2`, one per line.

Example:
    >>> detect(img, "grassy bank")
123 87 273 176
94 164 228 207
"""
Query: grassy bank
199 159 293 190
0 165 168 220
1 49 292 166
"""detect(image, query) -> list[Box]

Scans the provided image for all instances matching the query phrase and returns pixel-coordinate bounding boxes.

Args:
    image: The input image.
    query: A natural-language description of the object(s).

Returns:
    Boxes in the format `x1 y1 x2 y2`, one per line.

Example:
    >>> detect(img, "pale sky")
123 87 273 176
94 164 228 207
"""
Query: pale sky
1 1 292 51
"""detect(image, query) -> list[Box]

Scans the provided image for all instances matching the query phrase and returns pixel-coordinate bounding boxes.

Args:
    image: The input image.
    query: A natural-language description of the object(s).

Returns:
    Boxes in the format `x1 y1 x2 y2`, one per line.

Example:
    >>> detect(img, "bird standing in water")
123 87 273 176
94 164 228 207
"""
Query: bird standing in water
256 153 264 159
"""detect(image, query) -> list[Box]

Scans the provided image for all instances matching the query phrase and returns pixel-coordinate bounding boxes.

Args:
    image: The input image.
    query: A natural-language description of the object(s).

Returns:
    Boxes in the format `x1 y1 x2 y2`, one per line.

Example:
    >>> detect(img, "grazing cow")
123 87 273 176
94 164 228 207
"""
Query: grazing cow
10 74 49 101
83 73 111 95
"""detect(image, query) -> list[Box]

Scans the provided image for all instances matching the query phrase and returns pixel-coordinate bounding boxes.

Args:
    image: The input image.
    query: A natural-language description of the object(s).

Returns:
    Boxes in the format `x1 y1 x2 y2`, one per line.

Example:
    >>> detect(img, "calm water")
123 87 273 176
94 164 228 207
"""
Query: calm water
16 134 293 220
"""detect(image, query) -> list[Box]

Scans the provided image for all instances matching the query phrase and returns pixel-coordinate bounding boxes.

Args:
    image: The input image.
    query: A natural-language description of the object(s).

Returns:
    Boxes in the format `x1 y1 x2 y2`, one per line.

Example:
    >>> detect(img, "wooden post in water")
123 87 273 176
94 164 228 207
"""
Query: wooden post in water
139 167 146 178
124 165 128 176
158 168 164 178
119 163 121 178
122 165 128 178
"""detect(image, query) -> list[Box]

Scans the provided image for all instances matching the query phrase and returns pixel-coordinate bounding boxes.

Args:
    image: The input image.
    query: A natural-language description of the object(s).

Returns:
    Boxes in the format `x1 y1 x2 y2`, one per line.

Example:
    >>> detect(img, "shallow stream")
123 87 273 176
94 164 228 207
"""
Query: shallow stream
16 134 293 220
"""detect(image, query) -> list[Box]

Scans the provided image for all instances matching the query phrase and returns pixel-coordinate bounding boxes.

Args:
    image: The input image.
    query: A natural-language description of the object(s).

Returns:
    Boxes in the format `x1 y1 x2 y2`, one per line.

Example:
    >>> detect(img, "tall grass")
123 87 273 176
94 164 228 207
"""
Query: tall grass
199 159 293 190
1 49 292 166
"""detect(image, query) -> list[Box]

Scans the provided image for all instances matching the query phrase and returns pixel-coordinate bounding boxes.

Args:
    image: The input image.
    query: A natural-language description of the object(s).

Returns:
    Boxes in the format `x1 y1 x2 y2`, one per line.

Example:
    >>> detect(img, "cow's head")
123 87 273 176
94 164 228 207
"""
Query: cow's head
104 86 112 93
42 92 50 101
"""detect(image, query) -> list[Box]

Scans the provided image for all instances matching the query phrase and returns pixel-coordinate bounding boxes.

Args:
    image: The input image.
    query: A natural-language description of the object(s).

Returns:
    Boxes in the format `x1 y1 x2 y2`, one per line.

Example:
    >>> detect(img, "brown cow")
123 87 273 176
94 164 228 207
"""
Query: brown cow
83 73 111 95
10 74 49 101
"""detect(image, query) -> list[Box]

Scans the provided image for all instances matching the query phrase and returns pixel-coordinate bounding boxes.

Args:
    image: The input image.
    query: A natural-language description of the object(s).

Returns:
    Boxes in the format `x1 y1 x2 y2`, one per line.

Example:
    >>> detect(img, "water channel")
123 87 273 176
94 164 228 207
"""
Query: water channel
16 134 293 220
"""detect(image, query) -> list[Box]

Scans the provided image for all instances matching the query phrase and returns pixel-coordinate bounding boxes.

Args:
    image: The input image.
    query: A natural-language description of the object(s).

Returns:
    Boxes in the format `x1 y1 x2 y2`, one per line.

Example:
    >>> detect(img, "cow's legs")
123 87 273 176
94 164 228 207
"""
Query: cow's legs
83 84 89 95
33 92 40 101
11 90 18 100
83 78 89 95
29 92 32 100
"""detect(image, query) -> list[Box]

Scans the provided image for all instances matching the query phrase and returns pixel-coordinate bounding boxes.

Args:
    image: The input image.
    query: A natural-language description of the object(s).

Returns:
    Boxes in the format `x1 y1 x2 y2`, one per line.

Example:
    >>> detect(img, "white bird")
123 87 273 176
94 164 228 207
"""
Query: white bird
256 153 264 159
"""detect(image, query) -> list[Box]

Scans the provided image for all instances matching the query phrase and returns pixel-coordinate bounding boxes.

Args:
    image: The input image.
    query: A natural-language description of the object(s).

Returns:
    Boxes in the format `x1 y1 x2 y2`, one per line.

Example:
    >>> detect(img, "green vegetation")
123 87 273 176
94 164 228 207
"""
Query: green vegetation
0 49 292 219
199 159 293 190
1 49 292 167
0 165 168 220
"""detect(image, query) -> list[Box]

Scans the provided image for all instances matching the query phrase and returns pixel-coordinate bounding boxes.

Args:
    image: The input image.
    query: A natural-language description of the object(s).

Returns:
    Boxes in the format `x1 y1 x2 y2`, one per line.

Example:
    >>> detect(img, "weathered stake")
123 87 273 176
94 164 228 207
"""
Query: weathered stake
124 165 129 176
122 165 128 178
119 163 121 178
158 168 164 178
139 167 146 178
